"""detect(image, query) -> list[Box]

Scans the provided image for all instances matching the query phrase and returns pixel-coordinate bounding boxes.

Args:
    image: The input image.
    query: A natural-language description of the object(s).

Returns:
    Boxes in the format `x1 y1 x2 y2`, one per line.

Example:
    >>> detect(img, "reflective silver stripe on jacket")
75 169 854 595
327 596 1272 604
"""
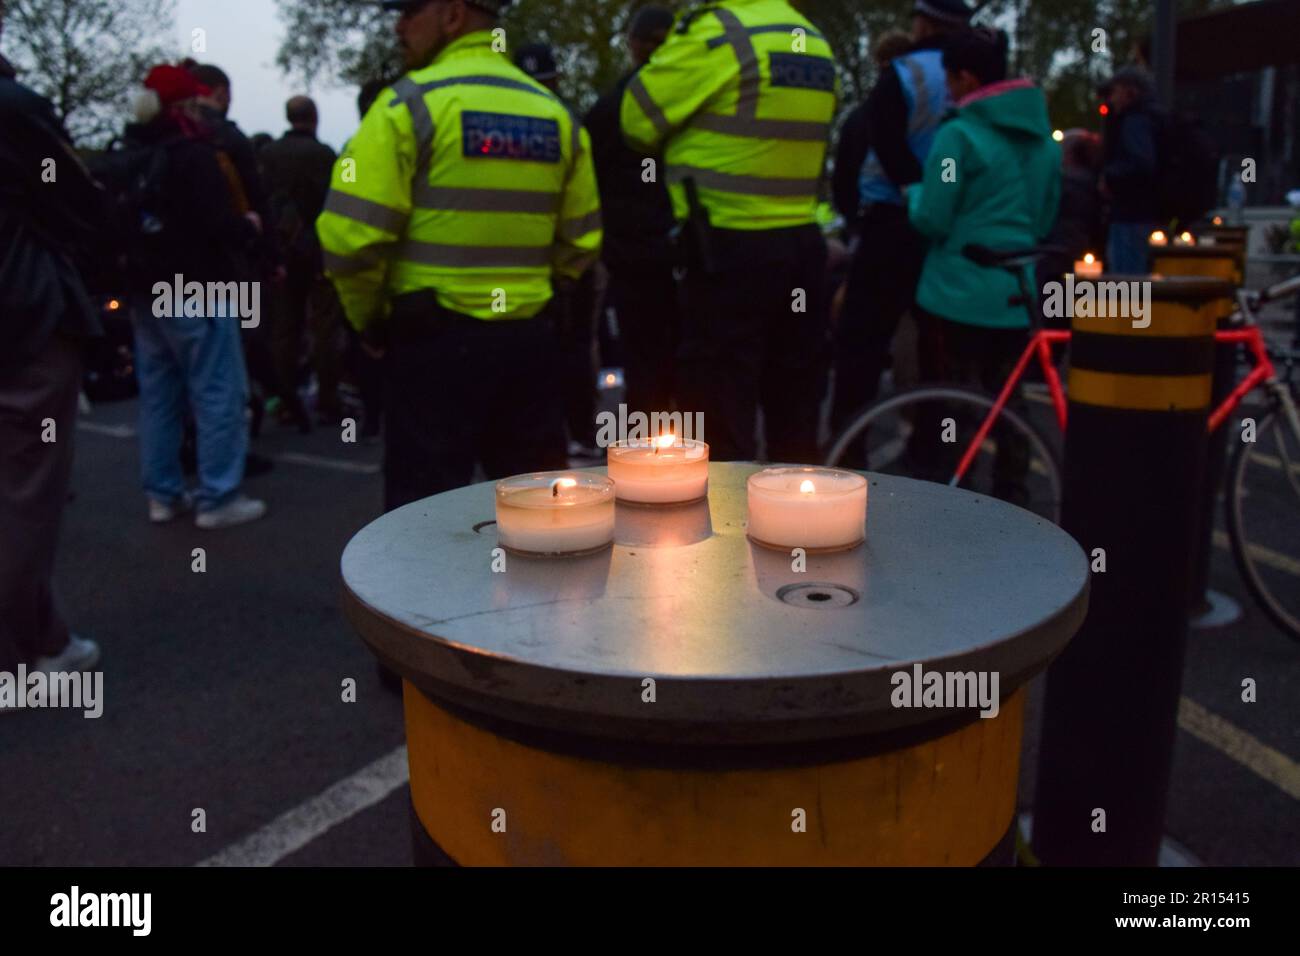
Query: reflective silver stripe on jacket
705 24 826 48
390 76 436 176
557 209 602 241
398 240 553 268
710 8 761 119
403 74 559 101
627 72 671 135
902 57 935 136
323 190 408 234
667 165 818 197
693 113 829 142
412 183 561 214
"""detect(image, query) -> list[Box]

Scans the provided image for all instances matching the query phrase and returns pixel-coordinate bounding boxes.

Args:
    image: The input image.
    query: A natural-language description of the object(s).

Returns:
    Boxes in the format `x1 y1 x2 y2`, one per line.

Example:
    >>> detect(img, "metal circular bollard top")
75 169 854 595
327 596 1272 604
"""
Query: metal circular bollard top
341 463 1088 746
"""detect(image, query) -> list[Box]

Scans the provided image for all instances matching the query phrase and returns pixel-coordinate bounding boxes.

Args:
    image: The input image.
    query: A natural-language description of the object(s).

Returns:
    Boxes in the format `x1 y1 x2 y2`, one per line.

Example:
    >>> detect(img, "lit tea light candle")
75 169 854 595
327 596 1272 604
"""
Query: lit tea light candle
495 471 615 556
606 435 709 504
1176 230 1196 245
1149 230 1168 246
1073 252 1102 277
747 467 867 553
1212 215 1223 226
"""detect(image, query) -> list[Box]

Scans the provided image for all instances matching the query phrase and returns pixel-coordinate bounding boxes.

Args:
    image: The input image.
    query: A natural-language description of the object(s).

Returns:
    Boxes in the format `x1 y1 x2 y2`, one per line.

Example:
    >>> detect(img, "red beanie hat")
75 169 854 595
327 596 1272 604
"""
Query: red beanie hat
143 64 210 107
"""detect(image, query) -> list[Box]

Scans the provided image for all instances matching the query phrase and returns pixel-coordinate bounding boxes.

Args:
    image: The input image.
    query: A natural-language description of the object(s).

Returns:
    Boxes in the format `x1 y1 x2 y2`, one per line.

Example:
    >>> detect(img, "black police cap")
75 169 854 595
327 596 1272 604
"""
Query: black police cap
514 42 558 81
913 0 973 27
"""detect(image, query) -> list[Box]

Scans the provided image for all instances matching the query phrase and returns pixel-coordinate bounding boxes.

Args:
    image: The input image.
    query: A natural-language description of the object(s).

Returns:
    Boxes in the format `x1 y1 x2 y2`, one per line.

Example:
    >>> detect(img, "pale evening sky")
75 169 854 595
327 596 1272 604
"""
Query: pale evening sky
174 0 365 152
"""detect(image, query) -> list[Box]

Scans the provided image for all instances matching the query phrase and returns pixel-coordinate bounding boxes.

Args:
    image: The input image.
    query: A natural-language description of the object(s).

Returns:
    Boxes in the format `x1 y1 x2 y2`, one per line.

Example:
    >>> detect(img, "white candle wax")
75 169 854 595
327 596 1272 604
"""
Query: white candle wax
747 467 867 552
607 438 709 504
495 473 615 555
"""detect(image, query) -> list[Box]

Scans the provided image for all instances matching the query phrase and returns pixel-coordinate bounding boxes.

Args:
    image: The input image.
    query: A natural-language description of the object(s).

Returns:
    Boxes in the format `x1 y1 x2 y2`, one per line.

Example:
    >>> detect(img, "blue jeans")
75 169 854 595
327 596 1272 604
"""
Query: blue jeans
133 305 248 511
1106 221 1156 275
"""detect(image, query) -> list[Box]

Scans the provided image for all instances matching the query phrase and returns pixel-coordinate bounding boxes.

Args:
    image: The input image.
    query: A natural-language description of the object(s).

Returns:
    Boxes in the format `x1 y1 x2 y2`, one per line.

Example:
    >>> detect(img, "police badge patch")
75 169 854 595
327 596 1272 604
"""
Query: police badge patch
768 52 836 92
462 111 562 162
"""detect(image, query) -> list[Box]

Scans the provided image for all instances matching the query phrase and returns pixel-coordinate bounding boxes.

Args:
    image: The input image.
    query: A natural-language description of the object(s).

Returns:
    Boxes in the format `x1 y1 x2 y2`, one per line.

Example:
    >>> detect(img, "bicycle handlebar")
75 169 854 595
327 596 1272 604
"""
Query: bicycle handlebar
961 243 1069 270
1256 272 1300 306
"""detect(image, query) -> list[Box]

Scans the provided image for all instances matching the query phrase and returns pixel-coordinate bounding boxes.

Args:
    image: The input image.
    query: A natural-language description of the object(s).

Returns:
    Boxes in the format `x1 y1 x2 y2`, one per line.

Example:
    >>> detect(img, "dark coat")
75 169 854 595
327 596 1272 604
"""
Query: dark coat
120 114 259 293
258 128 336 265
584 71 675 272
1102 105 1159 223
0 54 104 368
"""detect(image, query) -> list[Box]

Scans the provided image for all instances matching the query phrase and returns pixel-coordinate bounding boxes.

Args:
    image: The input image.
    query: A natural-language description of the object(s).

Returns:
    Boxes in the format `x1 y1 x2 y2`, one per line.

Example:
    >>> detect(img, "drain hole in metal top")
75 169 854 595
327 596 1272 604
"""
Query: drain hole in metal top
776 583 859 609
472 520 497 534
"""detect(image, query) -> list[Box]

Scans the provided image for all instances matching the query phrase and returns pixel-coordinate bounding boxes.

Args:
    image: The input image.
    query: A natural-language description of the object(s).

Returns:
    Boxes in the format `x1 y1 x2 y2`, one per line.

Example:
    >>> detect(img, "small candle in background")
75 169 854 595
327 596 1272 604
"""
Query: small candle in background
747 467 867 553
1176 230 1196 245
495 472 615 556
1149 230 1168 246
1073 252 1102 277
607 436 709 504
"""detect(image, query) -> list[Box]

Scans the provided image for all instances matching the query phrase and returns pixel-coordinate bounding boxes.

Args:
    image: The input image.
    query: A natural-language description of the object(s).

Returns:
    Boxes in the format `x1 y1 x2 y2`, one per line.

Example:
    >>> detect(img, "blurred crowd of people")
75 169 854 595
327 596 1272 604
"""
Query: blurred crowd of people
0 0 1202 685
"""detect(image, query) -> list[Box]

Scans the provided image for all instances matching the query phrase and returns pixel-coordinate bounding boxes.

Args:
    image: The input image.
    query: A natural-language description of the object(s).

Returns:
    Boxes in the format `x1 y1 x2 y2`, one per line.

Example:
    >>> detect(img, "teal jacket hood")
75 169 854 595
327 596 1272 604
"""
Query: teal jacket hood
957 80 1053 138
907 78 1061 329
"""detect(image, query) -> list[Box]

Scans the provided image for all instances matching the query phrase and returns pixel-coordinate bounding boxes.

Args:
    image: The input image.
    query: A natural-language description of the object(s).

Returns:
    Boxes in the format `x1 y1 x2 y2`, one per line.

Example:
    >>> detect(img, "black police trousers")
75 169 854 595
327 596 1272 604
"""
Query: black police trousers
676 223 828 463
382 293 568 512
609 261 681 418
831 203 927 436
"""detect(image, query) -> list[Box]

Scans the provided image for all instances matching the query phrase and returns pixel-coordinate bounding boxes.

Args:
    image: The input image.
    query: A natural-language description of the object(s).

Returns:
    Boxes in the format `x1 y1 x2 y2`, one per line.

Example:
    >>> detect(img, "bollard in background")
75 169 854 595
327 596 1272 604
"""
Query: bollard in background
1033 275 1233 866
1149 244 1242 621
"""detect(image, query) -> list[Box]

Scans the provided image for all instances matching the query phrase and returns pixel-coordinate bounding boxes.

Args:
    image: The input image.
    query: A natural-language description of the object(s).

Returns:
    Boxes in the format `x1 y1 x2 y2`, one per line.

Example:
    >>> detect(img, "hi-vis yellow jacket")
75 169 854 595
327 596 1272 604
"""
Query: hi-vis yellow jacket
317 31 602 330
620 0 837 231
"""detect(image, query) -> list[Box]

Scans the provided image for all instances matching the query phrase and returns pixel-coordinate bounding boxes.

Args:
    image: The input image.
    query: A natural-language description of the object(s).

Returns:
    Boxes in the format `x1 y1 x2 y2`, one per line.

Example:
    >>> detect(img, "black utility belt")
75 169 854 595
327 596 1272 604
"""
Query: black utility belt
388 291 548 340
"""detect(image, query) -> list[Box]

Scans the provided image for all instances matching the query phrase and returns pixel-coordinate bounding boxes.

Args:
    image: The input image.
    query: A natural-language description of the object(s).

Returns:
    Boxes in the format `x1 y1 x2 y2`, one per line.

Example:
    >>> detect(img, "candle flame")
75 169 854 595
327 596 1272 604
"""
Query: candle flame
799 479 816 494
550 476 577 497
652 433 675 454
1083 252 1095 264
1150 230 1167 244
1178 230 1194 244
1212 215 1223 226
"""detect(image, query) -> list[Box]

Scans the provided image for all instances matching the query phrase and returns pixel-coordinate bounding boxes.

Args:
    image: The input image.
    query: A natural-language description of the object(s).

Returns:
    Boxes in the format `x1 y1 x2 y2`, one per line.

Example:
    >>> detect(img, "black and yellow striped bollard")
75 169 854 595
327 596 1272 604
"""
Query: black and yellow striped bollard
1033 275 1234 865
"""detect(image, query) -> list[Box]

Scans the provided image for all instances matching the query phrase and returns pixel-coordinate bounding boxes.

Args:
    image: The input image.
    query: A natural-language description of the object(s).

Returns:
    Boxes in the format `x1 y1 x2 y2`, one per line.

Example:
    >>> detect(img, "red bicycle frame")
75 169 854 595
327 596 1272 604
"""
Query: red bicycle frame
952 326 1276 485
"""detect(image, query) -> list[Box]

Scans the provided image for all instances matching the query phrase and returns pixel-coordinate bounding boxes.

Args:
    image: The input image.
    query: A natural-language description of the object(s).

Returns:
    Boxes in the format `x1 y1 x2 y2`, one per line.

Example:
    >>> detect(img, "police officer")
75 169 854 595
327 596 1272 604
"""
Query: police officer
317 0 603 511
621 0 837 464
829 0 971 463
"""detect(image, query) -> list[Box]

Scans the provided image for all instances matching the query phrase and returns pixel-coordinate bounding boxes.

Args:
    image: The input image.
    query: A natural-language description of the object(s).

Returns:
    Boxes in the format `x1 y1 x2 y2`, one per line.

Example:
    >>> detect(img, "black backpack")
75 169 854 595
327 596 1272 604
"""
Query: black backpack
1155 111 1220 228
85 133 182 290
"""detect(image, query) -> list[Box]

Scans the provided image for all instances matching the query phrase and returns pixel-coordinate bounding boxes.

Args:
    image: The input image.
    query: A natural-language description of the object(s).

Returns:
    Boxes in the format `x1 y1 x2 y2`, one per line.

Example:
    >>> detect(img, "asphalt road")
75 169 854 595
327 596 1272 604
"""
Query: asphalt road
1 365 1296 867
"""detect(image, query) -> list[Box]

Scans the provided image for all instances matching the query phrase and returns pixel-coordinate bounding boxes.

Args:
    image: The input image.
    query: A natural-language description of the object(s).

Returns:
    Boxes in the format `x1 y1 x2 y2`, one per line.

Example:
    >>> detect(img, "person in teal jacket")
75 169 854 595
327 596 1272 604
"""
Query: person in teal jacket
906 27 1060 503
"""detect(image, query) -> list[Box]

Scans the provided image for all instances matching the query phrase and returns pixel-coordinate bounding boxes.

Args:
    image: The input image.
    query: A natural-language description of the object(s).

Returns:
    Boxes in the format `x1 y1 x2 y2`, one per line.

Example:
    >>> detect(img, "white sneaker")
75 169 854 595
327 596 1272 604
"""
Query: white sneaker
195 496 267 530
149 493 194 524
32 634 101 673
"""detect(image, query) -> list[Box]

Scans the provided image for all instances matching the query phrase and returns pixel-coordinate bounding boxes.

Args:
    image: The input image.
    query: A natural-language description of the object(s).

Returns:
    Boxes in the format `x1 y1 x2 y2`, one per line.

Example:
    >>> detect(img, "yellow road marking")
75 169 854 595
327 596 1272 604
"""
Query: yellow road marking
1178 698 1300 801
1212 529 1300 577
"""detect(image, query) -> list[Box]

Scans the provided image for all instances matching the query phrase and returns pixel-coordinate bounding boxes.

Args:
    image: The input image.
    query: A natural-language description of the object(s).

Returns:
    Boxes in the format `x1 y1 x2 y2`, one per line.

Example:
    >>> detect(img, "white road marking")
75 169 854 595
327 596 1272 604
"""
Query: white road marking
75 423 381 475
198 745 409 867
275 451 381 475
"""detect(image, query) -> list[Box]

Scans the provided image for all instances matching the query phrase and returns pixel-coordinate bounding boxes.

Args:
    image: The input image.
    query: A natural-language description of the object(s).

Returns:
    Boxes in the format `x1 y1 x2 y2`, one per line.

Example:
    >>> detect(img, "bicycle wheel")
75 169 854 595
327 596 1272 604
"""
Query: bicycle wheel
825 385 1063 521
1225 405 1300 642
